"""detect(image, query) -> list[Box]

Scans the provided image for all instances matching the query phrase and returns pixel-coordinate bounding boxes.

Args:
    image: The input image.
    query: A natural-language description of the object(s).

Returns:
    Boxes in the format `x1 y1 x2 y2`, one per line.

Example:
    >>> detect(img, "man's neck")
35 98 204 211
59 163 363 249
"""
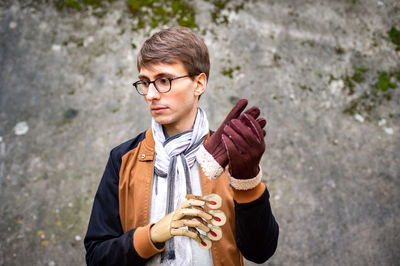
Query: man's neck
163 108 198 137
163 121 194 137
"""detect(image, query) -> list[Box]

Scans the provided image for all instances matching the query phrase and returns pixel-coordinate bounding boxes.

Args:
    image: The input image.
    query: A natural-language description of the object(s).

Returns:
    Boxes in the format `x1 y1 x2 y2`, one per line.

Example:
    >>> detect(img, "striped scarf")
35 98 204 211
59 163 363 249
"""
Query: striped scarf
152 107 209 264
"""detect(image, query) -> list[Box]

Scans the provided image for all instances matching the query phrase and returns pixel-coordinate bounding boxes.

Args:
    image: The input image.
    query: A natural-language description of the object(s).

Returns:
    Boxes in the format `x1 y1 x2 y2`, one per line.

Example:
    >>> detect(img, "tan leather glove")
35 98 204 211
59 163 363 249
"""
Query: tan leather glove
150 198 212 246
185 194 226 245
151 194 226 250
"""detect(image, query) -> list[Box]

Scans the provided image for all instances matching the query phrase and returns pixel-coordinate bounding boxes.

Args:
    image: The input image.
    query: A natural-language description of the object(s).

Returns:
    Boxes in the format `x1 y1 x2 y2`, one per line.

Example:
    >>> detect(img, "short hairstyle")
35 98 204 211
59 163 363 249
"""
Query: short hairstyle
137 27 210 80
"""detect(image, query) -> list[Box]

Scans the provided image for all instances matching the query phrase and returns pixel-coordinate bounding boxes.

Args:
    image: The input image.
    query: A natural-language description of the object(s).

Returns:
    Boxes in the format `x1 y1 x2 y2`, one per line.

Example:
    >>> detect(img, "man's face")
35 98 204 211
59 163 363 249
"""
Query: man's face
138 61 205 136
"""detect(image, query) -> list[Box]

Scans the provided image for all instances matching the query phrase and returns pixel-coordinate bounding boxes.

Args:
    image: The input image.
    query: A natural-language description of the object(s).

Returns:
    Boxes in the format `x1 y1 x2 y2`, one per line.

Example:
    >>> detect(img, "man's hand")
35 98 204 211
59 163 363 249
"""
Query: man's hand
222 113 266 190
196 99 265 179
150 195 226 249
150 199 210 244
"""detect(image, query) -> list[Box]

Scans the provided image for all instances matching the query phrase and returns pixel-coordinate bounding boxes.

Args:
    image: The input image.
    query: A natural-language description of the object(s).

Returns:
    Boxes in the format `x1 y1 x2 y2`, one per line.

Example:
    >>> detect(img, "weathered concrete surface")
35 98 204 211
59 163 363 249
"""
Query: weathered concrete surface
0 0 399 265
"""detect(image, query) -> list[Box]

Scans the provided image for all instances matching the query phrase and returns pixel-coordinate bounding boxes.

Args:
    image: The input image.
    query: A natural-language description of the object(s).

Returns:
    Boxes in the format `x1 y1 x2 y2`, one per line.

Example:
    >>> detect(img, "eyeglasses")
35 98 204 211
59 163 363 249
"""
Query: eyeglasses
133 74 194 96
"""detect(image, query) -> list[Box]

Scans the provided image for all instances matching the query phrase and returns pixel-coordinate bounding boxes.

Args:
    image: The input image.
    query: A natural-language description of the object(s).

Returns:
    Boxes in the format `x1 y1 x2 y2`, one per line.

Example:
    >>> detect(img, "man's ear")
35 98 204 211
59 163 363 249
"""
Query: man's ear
194 73 207 97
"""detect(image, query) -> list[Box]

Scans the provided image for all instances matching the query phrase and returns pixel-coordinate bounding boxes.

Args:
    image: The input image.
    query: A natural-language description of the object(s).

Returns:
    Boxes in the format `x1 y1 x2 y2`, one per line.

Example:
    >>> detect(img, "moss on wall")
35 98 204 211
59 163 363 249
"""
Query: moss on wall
388 26 400 51
127 0 197 29
54 0 109 10
343 69 399 118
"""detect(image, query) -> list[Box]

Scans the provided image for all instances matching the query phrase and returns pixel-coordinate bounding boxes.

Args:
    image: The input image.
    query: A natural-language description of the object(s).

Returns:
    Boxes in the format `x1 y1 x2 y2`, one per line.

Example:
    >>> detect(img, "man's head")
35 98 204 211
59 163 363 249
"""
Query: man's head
135 27 210 136
137 27 210 80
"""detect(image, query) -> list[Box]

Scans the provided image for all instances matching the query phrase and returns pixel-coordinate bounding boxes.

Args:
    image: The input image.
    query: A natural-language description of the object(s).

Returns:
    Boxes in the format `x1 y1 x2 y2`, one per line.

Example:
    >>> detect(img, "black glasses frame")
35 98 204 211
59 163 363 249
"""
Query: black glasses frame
133 74 194 96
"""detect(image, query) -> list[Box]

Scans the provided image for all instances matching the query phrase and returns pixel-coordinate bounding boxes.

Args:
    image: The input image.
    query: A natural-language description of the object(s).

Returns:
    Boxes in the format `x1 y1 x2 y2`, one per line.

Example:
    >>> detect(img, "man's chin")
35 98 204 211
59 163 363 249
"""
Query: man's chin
153 116 172 126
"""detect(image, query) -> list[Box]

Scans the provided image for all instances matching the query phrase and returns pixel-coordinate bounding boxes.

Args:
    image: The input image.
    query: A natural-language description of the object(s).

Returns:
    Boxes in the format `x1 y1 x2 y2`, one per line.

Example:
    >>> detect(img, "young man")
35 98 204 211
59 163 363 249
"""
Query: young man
84 27 278 266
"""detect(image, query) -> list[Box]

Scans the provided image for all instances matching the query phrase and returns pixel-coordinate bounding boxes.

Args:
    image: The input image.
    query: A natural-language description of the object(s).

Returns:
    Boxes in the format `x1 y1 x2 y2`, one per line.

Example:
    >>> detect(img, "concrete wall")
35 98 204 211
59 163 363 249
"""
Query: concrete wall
0 0 399 265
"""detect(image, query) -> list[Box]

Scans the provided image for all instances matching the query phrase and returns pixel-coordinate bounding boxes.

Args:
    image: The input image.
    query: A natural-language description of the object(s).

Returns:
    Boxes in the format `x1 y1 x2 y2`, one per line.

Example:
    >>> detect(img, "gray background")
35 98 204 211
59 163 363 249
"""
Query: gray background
0 0 399 265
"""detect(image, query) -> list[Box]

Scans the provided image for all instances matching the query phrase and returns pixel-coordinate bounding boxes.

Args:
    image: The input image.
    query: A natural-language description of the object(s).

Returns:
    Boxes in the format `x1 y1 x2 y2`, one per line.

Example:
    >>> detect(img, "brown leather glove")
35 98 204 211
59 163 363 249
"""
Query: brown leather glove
196 99 265 179
222 113 266 190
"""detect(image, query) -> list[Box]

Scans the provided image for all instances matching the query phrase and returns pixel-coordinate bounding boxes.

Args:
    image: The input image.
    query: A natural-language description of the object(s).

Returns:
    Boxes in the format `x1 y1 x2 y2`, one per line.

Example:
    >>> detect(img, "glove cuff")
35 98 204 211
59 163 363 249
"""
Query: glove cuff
196 145 224 180
228 167 262 190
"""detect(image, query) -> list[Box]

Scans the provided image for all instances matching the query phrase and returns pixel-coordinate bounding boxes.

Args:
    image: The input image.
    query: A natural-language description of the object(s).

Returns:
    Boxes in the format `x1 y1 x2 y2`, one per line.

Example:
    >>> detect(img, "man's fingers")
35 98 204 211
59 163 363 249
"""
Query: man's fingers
174 227 212 250
179 199 205 209
222 134 241 162
202 194 222 209
238 115 263 139
188 229 213 250
223 125 249 153
213 99 248 141
207 225 222 241
208 210 227 226
257 117 267 129
223 99 248 123
229 119 260 147
179 208 213 220
171 228 198 240
242 114 265 142
241 106 266 130
243 106 260 120
256 118 267 137
171 219 210 233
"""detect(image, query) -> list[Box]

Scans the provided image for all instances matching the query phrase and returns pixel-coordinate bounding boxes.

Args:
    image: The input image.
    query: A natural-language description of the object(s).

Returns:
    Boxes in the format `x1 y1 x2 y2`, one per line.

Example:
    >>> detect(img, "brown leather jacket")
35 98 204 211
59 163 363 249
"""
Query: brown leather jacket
119 129 267 266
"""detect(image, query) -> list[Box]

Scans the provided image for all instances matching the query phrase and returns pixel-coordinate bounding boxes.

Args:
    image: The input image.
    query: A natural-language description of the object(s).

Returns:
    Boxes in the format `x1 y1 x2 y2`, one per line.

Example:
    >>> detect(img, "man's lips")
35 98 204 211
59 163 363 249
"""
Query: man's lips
151 106 168 113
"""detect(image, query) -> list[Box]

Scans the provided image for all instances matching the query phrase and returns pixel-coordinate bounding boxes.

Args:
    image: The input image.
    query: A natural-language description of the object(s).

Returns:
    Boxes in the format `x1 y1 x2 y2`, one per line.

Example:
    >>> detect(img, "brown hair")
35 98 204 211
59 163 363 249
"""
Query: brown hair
137 27 210 79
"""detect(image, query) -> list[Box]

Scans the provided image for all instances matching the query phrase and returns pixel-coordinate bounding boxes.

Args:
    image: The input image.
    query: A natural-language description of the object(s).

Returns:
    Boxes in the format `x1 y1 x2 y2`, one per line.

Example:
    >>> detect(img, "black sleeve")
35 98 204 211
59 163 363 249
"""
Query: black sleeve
234 187 279 263
84 152 150 266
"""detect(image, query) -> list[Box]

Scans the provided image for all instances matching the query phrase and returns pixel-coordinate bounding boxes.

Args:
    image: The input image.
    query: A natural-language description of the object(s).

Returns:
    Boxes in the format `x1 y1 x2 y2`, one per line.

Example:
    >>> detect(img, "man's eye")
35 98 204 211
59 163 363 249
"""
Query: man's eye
158 78 170 85
141 80 150 87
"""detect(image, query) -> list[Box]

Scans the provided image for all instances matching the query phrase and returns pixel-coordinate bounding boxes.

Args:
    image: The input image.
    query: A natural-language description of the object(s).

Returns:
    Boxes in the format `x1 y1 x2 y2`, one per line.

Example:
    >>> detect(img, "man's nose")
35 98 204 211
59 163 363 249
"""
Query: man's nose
145 83 160 101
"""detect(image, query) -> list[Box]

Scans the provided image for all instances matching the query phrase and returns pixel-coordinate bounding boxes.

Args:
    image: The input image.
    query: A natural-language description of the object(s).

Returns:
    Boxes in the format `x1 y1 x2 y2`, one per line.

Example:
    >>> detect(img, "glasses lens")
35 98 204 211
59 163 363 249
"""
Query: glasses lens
136 80 151 95
134 83 144 95
155 78 171 93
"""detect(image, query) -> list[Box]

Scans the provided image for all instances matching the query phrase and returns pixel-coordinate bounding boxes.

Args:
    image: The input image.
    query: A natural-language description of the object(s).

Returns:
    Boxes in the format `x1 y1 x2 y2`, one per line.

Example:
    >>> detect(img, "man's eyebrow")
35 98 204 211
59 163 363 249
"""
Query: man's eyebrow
138 74 148 80
138 72 176 80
